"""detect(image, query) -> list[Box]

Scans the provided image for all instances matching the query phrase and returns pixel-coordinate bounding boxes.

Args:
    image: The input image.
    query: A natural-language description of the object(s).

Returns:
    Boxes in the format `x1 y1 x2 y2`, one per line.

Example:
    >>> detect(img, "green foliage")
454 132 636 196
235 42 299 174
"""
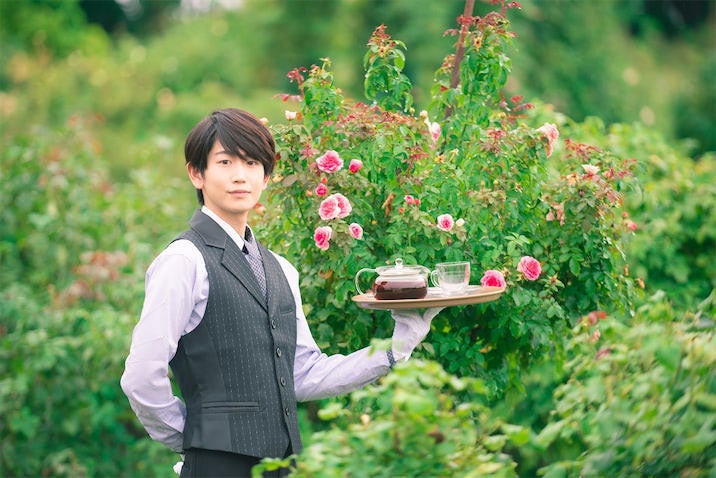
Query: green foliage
507 0 715 155
559 118 716 309
256 359 520 477
0 116 189 295
629 148 716 305
262 7 638 395
674 51 716 155
0 0 106 63
1 10 293 177
0 117 191 476
508 0 635 125
364 25 413 112
525 292 716 477
0 285 174 477
1 118 117 293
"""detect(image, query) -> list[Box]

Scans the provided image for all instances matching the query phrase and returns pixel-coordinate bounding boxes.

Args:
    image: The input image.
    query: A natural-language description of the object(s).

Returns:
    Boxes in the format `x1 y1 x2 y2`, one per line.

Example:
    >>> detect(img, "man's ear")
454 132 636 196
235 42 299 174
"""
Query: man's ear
187 163 204 189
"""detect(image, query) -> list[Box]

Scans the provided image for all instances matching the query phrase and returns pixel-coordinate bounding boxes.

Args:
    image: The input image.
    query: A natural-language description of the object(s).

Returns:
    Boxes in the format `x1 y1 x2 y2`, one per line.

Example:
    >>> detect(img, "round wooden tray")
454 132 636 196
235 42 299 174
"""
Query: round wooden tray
352 285 506 310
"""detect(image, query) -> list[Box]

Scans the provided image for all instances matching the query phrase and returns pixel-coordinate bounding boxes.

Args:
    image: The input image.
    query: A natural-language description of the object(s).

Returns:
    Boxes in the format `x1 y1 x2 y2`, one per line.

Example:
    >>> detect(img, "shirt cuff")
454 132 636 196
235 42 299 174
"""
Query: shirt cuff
386 348 396 368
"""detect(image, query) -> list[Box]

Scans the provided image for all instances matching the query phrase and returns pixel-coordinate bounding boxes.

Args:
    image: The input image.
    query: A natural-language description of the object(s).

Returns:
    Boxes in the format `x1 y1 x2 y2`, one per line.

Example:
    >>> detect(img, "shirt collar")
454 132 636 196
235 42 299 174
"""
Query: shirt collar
200 205 253 250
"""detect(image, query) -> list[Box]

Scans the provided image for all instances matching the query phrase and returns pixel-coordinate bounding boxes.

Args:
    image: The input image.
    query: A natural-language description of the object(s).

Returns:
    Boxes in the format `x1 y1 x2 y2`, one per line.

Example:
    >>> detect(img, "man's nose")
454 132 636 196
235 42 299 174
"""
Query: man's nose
231 162 248 181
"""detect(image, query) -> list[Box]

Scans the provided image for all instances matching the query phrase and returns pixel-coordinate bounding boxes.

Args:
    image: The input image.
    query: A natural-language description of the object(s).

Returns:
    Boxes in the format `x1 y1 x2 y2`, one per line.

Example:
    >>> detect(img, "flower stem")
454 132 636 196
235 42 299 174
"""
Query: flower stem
445 0 475 119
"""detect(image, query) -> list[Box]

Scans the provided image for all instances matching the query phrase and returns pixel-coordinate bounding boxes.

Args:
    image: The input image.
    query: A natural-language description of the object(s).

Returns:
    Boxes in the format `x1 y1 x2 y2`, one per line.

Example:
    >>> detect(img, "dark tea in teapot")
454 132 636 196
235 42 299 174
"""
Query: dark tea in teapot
373 277 428 300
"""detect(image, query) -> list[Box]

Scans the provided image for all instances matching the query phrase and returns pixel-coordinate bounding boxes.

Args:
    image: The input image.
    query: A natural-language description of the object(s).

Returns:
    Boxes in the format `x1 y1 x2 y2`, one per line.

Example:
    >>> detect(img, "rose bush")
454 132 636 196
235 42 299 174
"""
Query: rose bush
260 1 639 394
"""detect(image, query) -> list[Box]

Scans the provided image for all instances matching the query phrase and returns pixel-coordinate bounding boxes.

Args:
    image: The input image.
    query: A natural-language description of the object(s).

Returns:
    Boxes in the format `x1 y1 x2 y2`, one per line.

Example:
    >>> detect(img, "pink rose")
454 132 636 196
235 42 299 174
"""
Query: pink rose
404 194 420 205
348 159 363 173
536 122 559 158
582 164 599 176
480 270 506 288
333 193 352 218
348 223 363 239
545 202 565 226
314 226 332 251
423 114 441 145
428 121 441 144
437 213 454 231
316 150 344 173
301 144 319 159
586 310 607 326
315 183 328 197
318 196 340 220
537 122 559 142
319 193 352 220
517 256 541 281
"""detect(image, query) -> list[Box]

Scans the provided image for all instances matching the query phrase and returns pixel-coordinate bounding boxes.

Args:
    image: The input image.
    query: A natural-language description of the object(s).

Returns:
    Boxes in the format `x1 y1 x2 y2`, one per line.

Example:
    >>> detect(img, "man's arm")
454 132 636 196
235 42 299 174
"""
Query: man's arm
274 254 441 402
120 242 206 452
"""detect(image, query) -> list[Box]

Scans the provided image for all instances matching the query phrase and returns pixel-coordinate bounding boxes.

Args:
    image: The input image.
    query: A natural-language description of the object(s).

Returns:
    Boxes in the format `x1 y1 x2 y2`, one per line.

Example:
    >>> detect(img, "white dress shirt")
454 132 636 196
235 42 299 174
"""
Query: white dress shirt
120 206 390 452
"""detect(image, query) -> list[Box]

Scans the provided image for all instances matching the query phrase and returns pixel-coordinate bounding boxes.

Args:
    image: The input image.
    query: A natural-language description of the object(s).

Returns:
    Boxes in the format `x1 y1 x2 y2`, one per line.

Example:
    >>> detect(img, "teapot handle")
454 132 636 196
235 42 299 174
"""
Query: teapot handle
355 268 376 295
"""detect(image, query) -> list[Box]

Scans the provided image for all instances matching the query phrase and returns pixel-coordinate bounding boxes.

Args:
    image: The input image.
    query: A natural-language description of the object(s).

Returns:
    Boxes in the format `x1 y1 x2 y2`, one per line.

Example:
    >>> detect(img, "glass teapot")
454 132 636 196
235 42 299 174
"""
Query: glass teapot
355 258 430 300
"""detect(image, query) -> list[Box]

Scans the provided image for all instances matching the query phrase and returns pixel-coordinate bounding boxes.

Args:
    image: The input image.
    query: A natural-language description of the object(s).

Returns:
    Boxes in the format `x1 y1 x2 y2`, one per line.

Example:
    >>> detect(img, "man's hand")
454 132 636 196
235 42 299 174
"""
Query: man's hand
173 454 184 475
390 307 444 362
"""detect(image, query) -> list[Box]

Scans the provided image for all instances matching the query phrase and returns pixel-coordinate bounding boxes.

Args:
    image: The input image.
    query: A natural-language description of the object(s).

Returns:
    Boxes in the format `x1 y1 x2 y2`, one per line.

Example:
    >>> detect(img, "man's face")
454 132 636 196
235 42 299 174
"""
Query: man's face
188 139 268 225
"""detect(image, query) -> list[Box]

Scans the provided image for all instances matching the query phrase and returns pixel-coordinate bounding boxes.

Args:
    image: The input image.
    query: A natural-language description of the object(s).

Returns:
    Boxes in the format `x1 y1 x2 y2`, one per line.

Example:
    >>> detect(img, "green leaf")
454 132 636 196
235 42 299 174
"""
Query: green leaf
317 401 347 421
654 345 681 371
679 430 716 454
502 423 530 446
535 420 566 447
483 434 507 451
512 288 531 307
9 407 40 439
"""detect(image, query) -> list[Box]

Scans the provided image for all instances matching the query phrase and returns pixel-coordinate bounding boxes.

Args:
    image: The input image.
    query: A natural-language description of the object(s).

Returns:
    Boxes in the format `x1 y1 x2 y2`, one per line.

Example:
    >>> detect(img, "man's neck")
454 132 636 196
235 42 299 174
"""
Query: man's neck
201 205 249 240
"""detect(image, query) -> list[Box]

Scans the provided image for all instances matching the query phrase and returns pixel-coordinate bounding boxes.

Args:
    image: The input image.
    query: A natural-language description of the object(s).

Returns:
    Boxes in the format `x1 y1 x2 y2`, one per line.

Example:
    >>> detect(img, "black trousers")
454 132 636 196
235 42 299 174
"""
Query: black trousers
180 448 293 478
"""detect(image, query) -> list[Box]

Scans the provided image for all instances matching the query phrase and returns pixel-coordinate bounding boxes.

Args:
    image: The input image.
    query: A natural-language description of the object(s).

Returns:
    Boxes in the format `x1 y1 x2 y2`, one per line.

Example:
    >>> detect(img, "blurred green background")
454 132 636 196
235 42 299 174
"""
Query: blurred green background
2 0 714 164
1 0 714 476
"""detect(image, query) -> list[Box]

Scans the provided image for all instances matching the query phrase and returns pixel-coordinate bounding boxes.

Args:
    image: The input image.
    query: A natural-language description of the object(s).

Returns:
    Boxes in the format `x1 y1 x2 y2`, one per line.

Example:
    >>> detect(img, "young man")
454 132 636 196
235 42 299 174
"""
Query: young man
120 108 442 477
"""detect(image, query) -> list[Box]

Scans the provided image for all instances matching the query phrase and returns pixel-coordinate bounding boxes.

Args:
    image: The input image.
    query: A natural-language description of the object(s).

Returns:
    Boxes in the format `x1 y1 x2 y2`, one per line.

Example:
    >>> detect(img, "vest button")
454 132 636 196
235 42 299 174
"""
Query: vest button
271 320 277 329
285 407 290 415
280 377 287 386
276 347 282 357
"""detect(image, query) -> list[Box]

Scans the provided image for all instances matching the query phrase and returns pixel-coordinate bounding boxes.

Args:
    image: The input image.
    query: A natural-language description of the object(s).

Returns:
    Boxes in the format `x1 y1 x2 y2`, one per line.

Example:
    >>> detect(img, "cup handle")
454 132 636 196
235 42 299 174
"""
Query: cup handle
355 268 376 295
430 269 440 288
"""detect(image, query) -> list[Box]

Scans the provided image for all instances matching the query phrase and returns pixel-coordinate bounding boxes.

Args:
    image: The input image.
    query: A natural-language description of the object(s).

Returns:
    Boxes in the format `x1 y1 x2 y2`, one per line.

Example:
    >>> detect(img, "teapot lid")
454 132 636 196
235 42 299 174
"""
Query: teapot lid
376 258 427 276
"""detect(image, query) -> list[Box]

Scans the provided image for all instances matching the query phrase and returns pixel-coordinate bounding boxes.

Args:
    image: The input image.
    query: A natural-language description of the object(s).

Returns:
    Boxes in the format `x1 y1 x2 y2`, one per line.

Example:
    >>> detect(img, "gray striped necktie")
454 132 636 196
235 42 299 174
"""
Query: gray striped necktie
242 228 267 297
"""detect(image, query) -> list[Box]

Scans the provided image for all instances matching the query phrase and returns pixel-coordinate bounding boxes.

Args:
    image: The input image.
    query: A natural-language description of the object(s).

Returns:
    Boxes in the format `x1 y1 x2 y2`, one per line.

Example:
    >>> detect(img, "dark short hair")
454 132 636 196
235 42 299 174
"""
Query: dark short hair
184 108 277 205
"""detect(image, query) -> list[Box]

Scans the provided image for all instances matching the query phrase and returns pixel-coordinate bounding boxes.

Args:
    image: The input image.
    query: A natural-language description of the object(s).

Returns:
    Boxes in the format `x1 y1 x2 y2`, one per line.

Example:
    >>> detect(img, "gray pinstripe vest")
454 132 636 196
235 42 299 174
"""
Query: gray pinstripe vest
169 210 302 458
